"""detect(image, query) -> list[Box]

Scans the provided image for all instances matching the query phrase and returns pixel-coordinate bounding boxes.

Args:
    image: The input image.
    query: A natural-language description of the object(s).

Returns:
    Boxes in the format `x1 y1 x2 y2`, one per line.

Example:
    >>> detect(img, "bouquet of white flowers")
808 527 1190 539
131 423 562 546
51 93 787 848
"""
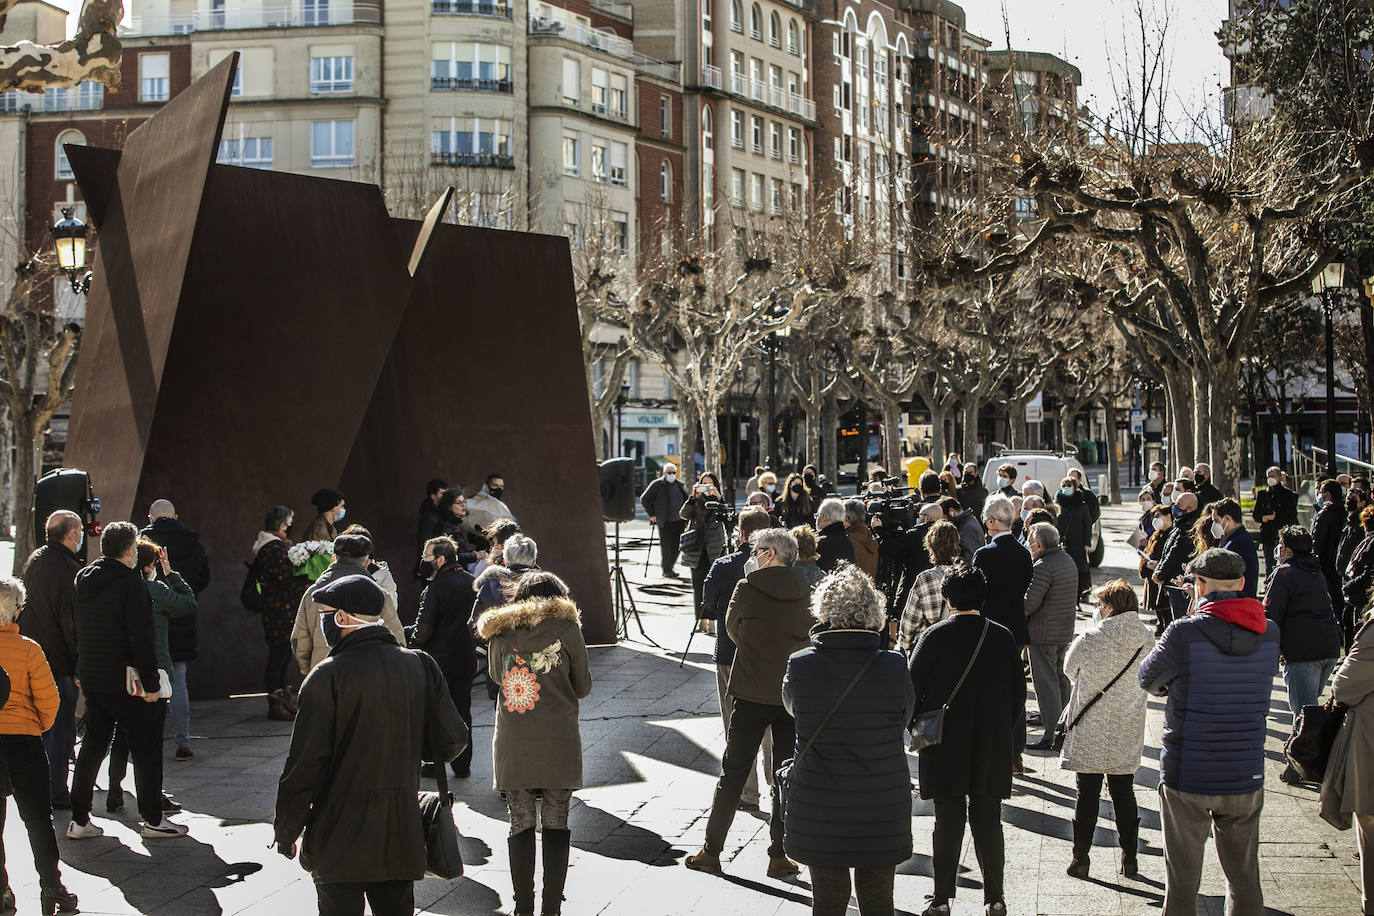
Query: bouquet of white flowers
288 540 334 581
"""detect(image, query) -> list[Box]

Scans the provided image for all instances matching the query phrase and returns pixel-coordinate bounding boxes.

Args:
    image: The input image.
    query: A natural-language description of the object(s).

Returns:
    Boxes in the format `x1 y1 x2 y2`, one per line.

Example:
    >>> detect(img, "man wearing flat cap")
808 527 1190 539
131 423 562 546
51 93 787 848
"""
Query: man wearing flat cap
1139 548 1280 916
292 532 404 675
275 574 468 916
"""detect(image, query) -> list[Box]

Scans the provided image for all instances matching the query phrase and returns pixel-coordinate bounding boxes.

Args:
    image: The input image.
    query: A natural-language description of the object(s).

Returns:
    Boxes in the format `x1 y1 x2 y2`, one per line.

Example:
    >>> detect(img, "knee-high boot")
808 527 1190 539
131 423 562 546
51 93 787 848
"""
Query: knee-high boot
540 829 571 915
1117 811 1140 878
1068 809 1093 878
508 828 537 916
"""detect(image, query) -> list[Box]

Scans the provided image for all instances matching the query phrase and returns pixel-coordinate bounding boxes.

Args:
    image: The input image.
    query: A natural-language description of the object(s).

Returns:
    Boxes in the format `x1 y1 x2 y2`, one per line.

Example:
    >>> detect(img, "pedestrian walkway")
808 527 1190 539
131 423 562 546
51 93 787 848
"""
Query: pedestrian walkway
0 505 1363 914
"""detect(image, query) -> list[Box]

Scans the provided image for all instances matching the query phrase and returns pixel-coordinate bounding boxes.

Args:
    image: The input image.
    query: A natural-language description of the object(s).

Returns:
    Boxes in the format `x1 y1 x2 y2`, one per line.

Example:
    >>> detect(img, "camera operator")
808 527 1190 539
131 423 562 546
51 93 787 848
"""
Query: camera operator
680 472 734 621
940 496 986 563
843 499 879 579
875 501 944 614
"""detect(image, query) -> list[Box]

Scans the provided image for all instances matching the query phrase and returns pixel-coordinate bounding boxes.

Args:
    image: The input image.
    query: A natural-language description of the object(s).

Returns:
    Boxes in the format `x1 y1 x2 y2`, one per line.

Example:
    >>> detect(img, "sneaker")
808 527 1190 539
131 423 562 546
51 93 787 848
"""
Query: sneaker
684 849 722 875
66 819 104 839
175 746 193 762
162 794 182 815
140 818 189 839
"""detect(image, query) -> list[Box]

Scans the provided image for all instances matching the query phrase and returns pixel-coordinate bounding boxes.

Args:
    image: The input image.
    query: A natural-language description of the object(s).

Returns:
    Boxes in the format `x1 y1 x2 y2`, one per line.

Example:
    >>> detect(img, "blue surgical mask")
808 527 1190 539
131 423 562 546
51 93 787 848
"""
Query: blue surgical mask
1171 506 1184 520
320 610 343 648
1059 487 1074 497
334 507 346 523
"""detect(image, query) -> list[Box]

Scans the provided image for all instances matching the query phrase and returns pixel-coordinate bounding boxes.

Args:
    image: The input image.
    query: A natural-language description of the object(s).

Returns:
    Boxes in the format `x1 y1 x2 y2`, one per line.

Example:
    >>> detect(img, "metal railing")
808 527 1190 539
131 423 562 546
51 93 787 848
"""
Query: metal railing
0 84 104 112
430 151 515 168
528 14 634 60
635 56 679 82
700 64 722 89
431 76 513 92
431 0 512 17
125 2 381 35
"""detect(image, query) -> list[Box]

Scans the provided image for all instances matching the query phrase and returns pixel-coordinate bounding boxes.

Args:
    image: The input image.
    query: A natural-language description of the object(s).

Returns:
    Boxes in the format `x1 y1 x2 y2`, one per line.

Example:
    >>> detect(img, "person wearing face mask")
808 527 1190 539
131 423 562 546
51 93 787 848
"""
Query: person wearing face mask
1068 468 1101 528
1264 526 1343 784
757 471 779 500
1146 462 1167 502
1060 580 1152 881
292 533 405 678
303 488 346 543
466 473 517 539
1210 499 1258 599
1139 549 1279 916
408 536 477 779
1021 523 1080 751
1159 480 1175 508
777 472 816 529
685 528 811 880
1152 492 1201 634
1192 463 1223 508
681 472 732 620
1313 479 1347 623
1130 491 1157 548
1343 508 1374 647
1338 489 1373 596
803 464 836 501
972 495 1033 774
639 463 689 579
958 465 989 518
1053 478 1093 598
745 465 765 497
996 464 1018 499
1139 506 1173 628
20 510 85 809
275 574 468 916
1252 466 1298 578
251 506 309 721
428 491 482 567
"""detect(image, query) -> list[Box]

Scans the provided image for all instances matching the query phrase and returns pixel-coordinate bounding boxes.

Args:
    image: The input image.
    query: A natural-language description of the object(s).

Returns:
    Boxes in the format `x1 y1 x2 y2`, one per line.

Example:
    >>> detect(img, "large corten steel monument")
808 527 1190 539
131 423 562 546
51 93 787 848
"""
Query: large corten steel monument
63 54 614 697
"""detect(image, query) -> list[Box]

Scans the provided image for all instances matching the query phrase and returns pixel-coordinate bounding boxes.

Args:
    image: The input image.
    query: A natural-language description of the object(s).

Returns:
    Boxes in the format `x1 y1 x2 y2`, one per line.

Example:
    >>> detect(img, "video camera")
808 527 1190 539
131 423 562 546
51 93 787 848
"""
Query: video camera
864 476 918 531
701 499 738 526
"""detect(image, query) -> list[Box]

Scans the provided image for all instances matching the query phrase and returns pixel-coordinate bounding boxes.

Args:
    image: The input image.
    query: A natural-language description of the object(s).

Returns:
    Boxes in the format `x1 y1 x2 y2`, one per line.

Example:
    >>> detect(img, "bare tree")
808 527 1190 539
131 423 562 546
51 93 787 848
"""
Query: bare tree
0 0 124 92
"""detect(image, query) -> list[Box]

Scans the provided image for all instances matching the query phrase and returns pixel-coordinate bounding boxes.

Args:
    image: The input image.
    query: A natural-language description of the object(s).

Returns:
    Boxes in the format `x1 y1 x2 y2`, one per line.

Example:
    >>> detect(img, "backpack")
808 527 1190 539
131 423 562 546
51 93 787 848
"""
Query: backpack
240 552 263 613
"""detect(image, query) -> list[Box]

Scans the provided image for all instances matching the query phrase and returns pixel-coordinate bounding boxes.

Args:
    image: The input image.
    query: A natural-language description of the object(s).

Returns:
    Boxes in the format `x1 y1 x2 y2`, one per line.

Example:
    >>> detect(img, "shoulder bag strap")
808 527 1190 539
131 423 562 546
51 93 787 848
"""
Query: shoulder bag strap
941 617 989 711
1066 644 1145 732
792 650 880 769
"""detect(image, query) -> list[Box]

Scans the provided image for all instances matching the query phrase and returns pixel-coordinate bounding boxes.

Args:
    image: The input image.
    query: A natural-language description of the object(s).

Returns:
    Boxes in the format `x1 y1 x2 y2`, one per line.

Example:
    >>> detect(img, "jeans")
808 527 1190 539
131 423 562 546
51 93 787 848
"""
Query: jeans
714 663 772 805
0 735 62 888
659 521 684 574
71 693 166 826
1282 658 1339 720
703 698 793 858
931 794 1004 904
41 674 77 804
809 865 895 916
315 879 414 916
1072 772 1138 860
170 661 190 748
1028 643 1070 738
1158 784 1263 916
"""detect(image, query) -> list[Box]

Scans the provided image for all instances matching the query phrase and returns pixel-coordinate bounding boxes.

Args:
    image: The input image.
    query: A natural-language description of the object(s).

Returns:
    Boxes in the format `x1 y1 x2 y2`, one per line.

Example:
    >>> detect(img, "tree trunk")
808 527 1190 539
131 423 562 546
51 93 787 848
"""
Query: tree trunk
1059 404 1075 456
1209 372 1242 497
1104 400 1121 504
699 399 723 477
1007 397 1029 450
962 397 981 467
1191 371 1209 470
929 404 948 465
0 404 12 538
821 394 840 484
881 401 903 477
11 420 38 575
1164 368 1193 470
679 400 699 478
804 404 819 473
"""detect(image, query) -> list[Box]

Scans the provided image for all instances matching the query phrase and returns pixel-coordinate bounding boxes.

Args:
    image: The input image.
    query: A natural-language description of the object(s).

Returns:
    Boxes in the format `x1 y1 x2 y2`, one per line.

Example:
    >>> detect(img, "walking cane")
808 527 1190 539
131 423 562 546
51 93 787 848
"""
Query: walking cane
643 524 657 575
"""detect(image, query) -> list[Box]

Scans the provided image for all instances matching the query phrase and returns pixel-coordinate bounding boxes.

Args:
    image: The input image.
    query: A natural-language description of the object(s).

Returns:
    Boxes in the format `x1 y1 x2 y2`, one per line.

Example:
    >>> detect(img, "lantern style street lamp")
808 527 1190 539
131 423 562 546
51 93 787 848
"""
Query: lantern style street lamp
1312 261 1347 480
50 208 91 295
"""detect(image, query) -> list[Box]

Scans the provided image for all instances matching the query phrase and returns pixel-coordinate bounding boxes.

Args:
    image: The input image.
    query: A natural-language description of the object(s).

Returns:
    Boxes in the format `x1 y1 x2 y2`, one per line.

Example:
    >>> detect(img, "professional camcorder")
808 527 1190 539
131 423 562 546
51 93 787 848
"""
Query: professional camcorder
701 499 738 525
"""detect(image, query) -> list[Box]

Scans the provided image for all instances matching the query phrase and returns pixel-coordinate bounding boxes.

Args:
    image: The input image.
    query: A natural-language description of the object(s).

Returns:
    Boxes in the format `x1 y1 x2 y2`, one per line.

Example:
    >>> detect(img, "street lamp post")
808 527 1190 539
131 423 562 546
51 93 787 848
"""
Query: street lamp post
616 380 630 459
767 334 777 472
50 207 91 295
1312 261 1347 481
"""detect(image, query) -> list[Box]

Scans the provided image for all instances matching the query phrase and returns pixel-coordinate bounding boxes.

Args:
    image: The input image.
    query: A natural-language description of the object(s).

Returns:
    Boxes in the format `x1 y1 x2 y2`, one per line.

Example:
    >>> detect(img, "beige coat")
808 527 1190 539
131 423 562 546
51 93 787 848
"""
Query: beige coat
1322 618 1374 828
291 559 403 674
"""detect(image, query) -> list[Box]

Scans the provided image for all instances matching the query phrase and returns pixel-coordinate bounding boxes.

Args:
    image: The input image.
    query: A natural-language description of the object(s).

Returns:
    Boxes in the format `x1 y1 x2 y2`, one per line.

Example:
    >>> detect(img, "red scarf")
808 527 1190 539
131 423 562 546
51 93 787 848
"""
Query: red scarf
1201 597 1268 634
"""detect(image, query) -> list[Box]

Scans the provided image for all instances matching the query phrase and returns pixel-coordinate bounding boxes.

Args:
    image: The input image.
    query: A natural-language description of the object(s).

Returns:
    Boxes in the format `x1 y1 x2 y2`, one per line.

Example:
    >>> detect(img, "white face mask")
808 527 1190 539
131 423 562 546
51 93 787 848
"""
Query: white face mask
1160 495 1172 506
1211 520 1226 539
743 556 760 575
666 470 677 480
1152 518 1166 532
1140 502 1154 513
1266 476 1278 487
1151 470 1163 482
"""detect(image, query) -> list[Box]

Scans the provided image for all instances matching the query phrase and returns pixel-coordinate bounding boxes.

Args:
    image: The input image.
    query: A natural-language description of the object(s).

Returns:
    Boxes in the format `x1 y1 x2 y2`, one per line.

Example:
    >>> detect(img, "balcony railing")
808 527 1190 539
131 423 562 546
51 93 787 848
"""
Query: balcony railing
0 83 104 112
635 56 679 82
431 76 513 92
528 14 633 60
788 92 815 120
768 85 785 109
700 64 722 89
729 71 746 95
590 0 632 21
431 151 515 168
431 0 512 17
124 2 381 35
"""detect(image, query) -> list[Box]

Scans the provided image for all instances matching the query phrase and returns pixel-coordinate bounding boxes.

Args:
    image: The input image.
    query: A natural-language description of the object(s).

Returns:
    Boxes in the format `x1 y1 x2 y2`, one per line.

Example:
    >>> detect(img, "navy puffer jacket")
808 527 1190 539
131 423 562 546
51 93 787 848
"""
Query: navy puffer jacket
781 628 914 867
1264 555 1342 663
1138 598 1280 795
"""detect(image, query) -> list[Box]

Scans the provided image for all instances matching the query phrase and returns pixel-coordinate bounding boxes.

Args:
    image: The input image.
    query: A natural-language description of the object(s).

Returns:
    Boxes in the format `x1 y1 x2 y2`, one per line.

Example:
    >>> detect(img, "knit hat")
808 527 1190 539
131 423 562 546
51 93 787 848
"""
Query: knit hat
313 574 384 617
1187 548 1245 581
311 488 345 512
332 533 371 558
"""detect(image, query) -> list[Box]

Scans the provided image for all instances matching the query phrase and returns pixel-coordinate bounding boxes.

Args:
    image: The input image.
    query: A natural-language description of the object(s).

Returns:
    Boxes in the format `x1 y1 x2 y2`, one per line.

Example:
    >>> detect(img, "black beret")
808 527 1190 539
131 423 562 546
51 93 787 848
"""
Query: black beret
332 533 372 558
311 488 345 512
313 574 385 617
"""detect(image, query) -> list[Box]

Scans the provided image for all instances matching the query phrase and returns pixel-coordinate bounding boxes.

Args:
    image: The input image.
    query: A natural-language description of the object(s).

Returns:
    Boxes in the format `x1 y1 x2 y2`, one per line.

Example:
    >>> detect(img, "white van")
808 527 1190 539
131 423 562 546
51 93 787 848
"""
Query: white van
982 450 1104 567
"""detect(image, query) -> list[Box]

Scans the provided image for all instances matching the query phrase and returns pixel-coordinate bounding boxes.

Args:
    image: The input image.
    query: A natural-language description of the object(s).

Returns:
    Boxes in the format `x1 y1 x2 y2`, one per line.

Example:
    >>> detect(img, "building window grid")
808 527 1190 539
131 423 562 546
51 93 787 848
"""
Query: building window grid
590 141 608 182
749 3 761 40
139 52 170 102
563 134 580 176
310 120 354 167
729 0 742 32
769 121 781 159
750 115 762 154
730 167 745 204
430 117 512 165
750 172 764 210
430 42 513 92
730 110 744 148
659 159 672 201
659 95 671 137
768 11 780 47
310 55 353 93
788 19 799 54
218 136 274 168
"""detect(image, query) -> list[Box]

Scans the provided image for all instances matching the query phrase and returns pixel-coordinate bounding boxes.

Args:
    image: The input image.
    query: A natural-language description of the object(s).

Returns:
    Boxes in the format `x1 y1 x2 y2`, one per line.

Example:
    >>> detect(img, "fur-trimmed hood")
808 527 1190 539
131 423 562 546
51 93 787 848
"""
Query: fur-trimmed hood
477 596 580 640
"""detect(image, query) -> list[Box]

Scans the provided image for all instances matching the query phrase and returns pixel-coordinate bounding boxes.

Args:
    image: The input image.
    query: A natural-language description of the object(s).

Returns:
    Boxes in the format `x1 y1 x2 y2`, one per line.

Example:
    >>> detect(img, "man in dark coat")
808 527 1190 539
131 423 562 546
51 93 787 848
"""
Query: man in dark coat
640 463 689 578
416 478 447 550
1153 492 1201 633
275 574 467 916
957 467 989 518
1139 549 1279 916
876 502 943 615
1312 478 1346 618
973 496 1033 772
1192 462 1225 508
1146 461 1167 502
1211 498 1259 599
815 498 855 572
409 536 478 778
140 498 209 761
908 564 1024 915
1337 488 1372 585
66 522 185 839
1252 466 1299 577
21 509 84 807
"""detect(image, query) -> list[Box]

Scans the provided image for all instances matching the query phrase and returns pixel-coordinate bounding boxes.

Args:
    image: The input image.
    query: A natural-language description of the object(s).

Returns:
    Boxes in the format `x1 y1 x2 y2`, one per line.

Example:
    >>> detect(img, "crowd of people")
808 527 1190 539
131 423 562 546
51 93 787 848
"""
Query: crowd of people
0 453 1371 916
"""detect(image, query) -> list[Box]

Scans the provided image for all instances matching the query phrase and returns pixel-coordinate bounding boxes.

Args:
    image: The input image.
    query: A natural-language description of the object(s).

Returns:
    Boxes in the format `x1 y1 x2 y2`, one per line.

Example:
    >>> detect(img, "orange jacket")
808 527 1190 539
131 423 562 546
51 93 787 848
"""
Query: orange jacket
0 623 59 735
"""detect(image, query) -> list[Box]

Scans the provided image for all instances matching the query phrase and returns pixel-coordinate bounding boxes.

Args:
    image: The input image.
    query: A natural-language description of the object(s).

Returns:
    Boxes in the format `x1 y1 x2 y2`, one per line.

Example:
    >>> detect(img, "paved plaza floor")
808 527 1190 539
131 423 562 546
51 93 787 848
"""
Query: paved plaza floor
0 503 1364 914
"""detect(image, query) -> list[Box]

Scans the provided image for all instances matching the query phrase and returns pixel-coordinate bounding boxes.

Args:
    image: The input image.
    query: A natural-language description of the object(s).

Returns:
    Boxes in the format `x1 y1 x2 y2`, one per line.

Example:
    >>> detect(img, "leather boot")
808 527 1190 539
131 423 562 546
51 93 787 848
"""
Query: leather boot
508 828 537 916
1118 812 1140 878
540 829 571 915
267 690 295 721
1067 810 1092 878
281 686 300 715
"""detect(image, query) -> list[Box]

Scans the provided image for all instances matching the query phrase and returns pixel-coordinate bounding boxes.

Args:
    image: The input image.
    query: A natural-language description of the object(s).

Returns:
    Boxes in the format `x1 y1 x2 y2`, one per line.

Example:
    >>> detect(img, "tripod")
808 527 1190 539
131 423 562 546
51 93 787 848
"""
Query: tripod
611 521 660 648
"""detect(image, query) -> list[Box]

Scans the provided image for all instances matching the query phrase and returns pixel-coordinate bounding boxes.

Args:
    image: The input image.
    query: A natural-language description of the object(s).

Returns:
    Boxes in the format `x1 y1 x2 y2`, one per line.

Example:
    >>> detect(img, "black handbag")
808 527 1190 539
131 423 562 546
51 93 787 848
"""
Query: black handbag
239 555 263 613
775 650 880 818
909 619 987 751
1285 701 1348 783
1051 645 1145 752
418 766 464 879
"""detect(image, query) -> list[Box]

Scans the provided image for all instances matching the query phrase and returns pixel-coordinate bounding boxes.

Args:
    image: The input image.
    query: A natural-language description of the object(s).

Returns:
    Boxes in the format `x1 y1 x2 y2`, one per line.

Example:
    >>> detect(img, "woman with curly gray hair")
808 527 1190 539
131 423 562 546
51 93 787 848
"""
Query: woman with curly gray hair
780 565 914 915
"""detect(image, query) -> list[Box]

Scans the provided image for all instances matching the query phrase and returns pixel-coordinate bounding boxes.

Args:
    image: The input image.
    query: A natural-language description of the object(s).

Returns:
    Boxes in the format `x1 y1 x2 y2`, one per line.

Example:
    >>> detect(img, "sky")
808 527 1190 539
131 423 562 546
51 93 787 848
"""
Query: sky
957 0 1232 138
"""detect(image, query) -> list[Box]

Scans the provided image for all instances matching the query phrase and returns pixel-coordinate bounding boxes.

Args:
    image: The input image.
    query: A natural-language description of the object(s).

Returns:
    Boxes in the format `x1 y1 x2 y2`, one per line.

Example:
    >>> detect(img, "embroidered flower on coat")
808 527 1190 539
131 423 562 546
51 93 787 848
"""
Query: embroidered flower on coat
528 640 563 674
502 663 541 714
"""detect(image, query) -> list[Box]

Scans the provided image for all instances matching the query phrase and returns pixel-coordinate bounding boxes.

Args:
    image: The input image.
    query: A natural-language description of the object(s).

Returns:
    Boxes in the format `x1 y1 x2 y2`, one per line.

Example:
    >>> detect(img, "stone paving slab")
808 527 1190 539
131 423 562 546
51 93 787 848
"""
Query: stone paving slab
0 506 1364 914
